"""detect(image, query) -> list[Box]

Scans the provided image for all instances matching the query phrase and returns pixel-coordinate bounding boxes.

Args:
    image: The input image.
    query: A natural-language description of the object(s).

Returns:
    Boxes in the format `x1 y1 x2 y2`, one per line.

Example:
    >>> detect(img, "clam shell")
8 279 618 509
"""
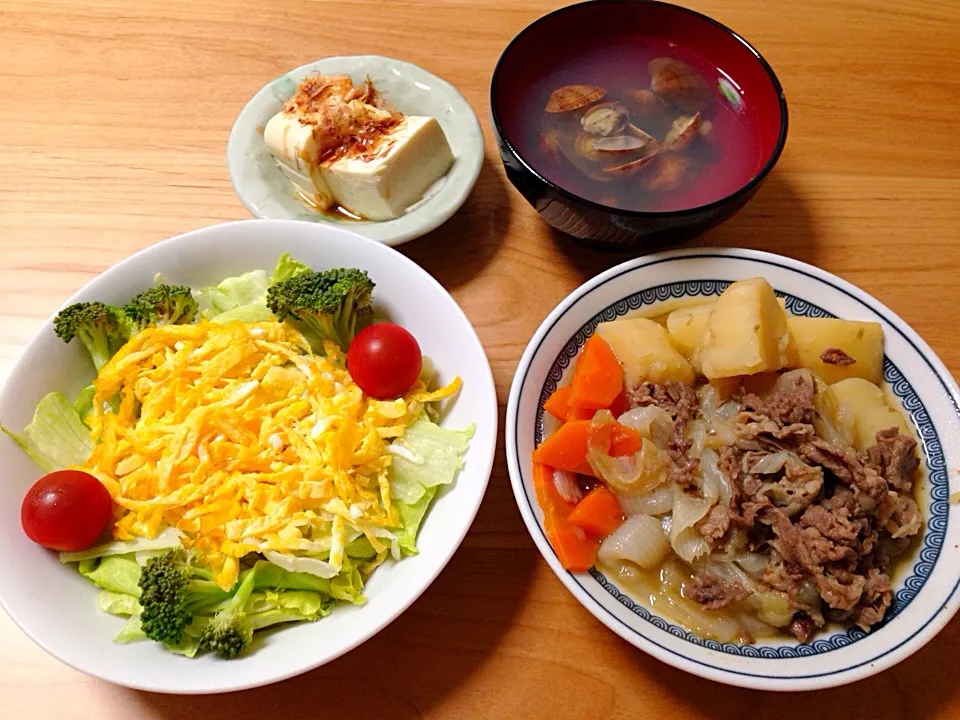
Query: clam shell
580 102 630 136
545 85 607 113
591 135 649 153
649 58 709 112
603 152 659 176
665 112 702 151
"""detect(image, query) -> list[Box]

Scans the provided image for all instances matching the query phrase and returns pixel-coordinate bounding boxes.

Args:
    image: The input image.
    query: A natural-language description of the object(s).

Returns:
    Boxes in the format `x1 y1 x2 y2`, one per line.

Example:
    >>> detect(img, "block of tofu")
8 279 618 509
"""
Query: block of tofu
264 112 454 221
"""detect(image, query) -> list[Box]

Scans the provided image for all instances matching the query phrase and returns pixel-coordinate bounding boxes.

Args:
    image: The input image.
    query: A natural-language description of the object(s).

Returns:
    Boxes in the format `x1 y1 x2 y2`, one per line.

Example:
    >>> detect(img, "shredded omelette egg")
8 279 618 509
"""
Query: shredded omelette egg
80 320 459 589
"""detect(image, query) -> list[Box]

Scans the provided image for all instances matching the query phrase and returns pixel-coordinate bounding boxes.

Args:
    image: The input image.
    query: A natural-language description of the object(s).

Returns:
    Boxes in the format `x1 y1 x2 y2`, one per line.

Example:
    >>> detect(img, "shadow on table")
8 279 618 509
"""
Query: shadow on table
548 171 821 284
130 405 537 719
612 611 960 719
398 153 511 289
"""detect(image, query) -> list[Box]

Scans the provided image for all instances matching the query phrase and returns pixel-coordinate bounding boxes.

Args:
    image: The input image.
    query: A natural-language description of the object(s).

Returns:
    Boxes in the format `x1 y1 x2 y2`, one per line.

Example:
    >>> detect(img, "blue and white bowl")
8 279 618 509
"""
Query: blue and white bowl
506 248 960 691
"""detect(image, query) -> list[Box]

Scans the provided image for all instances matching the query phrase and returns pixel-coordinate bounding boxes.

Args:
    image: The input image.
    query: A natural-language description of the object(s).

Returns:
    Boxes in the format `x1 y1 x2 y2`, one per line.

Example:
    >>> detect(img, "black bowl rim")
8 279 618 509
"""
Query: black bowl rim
489 0 790 219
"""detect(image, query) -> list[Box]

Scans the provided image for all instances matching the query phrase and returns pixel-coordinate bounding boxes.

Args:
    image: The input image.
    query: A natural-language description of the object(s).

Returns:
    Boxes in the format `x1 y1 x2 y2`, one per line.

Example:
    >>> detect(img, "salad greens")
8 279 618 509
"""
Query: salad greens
2 253 471 659
1 392 93 473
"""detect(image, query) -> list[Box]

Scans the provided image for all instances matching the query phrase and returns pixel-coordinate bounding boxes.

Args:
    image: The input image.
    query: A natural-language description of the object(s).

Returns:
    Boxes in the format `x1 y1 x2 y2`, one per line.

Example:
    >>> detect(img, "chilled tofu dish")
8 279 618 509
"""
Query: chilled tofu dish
533 278 922 644
264 73 455 221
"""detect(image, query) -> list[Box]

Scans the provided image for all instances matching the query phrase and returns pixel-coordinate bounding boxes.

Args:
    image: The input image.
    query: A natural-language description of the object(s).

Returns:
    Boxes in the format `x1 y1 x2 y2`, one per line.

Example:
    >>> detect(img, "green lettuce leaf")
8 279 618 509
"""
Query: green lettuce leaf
114 615 146 644
272 253 310 284
1 392 94 472
81 554 142 597
98 590 142 616
247 560 332 594
198 254 311 324
245 589 331 630
394 486 438 555
112 615 199 656
345 536 377 559
330 556 366 605
388 420 473 504
73 385 96 421
60 527 182 563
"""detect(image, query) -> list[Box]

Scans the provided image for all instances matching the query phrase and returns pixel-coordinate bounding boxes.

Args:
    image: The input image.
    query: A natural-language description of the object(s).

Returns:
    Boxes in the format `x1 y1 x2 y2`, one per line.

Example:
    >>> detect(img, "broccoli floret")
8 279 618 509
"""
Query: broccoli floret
266 268 375 351
124 284 199 331
53 301 132 372
199 566 259 659
137 549 231 645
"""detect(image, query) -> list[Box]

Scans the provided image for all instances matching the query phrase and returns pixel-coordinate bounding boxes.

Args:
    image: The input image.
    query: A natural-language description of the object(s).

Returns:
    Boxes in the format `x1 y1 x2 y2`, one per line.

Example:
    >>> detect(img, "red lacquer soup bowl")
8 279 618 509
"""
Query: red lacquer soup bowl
491 0 788 250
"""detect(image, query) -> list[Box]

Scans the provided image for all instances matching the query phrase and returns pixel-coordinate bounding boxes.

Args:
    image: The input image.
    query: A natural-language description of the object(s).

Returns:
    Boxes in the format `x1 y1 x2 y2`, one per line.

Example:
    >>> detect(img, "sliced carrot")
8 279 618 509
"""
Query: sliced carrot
568 335 624 410
543 386 573 421
567 405 597 421
545 513 599 571
533 420 595 476
609 387 629 418
532 462 575 519
609 424 642 456
534 418 641 478
568 487 624 538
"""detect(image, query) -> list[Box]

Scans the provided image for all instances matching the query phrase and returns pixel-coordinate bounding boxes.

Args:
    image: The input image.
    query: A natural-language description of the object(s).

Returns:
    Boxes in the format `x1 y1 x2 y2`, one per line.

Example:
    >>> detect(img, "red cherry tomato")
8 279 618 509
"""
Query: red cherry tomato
347 323 423 399
21 470 113 551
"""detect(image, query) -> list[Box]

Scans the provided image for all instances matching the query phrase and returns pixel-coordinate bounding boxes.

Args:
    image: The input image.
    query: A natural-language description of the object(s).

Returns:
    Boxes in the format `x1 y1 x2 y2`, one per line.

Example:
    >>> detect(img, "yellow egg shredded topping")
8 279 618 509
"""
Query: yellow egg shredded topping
80 320 459 589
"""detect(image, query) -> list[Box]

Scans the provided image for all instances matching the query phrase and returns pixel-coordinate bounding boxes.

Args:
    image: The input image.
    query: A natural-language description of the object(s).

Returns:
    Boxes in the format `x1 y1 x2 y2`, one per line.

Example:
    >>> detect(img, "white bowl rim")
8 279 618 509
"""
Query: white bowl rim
0 219 498 693
506 245 960 691
226 55 485 247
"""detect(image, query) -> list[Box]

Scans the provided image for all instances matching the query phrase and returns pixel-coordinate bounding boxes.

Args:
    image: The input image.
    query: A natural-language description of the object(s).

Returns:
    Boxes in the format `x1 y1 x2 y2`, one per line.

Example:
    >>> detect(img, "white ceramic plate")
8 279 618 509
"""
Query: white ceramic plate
0 219 498 694
227 56 484 246
506 247 960 691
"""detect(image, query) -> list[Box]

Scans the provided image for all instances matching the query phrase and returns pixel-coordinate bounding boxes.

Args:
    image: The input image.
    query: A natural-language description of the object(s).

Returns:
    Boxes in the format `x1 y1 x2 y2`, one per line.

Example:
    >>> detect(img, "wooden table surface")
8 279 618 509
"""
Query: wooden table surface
2 0 959 717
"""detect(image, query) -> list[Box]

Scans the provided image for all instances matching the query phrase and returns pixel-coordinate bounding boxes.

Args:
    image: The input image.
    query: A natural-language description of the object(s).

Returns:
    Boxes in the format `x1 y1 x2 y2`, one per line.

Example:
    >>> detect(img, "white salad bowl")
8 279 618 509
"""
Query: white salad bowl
227 55 485 246
506 247 960 691
0 219 498 694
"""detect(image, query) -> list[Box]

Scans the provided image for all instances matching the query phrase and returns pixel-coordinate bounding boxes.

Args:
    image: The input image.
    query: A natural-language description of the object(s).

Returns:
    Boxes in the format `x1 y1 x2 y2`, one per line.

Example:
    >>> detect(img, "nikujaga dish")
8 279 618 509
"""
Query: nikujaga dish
533 278 922 644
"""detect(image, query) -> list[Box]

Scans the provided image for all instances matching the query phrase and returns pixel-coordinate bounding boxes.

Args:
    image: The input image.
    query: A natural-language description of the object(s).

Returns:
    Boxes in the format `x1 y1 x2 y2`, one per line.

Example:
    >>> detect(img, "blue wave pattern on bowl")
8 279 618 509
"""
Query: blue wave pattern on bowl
534 280 948 658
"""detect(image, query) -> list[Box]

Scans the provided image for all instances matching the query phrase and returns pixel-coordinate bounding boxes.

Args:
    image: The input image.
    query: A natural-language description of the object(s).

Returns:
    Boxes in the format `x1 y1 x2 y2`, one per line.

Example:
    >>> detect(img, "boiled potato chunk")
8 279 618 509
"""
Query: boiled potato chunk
786 316 883 385
666 298 787 360
666 303 714 357
696 278 794 380
596 317 694 387
831 377 911 451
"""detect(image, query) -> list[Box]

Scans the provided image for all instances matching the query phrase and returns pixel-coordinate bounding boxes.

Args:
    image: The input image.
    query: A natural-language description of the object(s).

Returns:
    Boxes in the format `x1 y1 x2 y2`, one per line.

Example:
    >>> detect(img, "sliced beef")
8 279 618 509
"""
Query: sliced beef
787 613 816 643
743 371 816 427
719 445 742 487
631 372 921 641
632 381 701 486
816 566 866 611
799 504 860 546
854 568 893 630
669 451 699 487
628 381 671 411
699 504 731 540
759 463 824 517
798 437 857 483
799 437 889 509
883 495 922 538
688 571 751 610
821 348 856 366
628 381 698 423
762 506 864 610
865 427 920 492
731 500 770 530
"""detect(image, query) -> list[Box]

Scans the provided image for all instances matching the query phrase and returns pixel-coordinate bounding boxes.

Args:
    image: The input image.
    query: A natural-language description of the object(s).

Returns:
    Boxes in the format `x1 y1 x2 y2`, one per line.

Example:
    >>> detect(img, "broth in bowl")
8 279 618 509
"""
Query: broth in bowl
525 39 762 213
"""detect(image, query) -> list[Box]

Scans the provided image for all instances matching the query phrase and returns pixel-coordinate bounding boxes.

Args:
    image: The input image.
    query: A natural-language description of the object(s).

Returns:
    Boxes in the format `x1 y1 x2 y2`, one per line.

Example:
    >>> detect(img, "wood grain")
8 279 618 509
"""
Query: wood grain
1 0 959 716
